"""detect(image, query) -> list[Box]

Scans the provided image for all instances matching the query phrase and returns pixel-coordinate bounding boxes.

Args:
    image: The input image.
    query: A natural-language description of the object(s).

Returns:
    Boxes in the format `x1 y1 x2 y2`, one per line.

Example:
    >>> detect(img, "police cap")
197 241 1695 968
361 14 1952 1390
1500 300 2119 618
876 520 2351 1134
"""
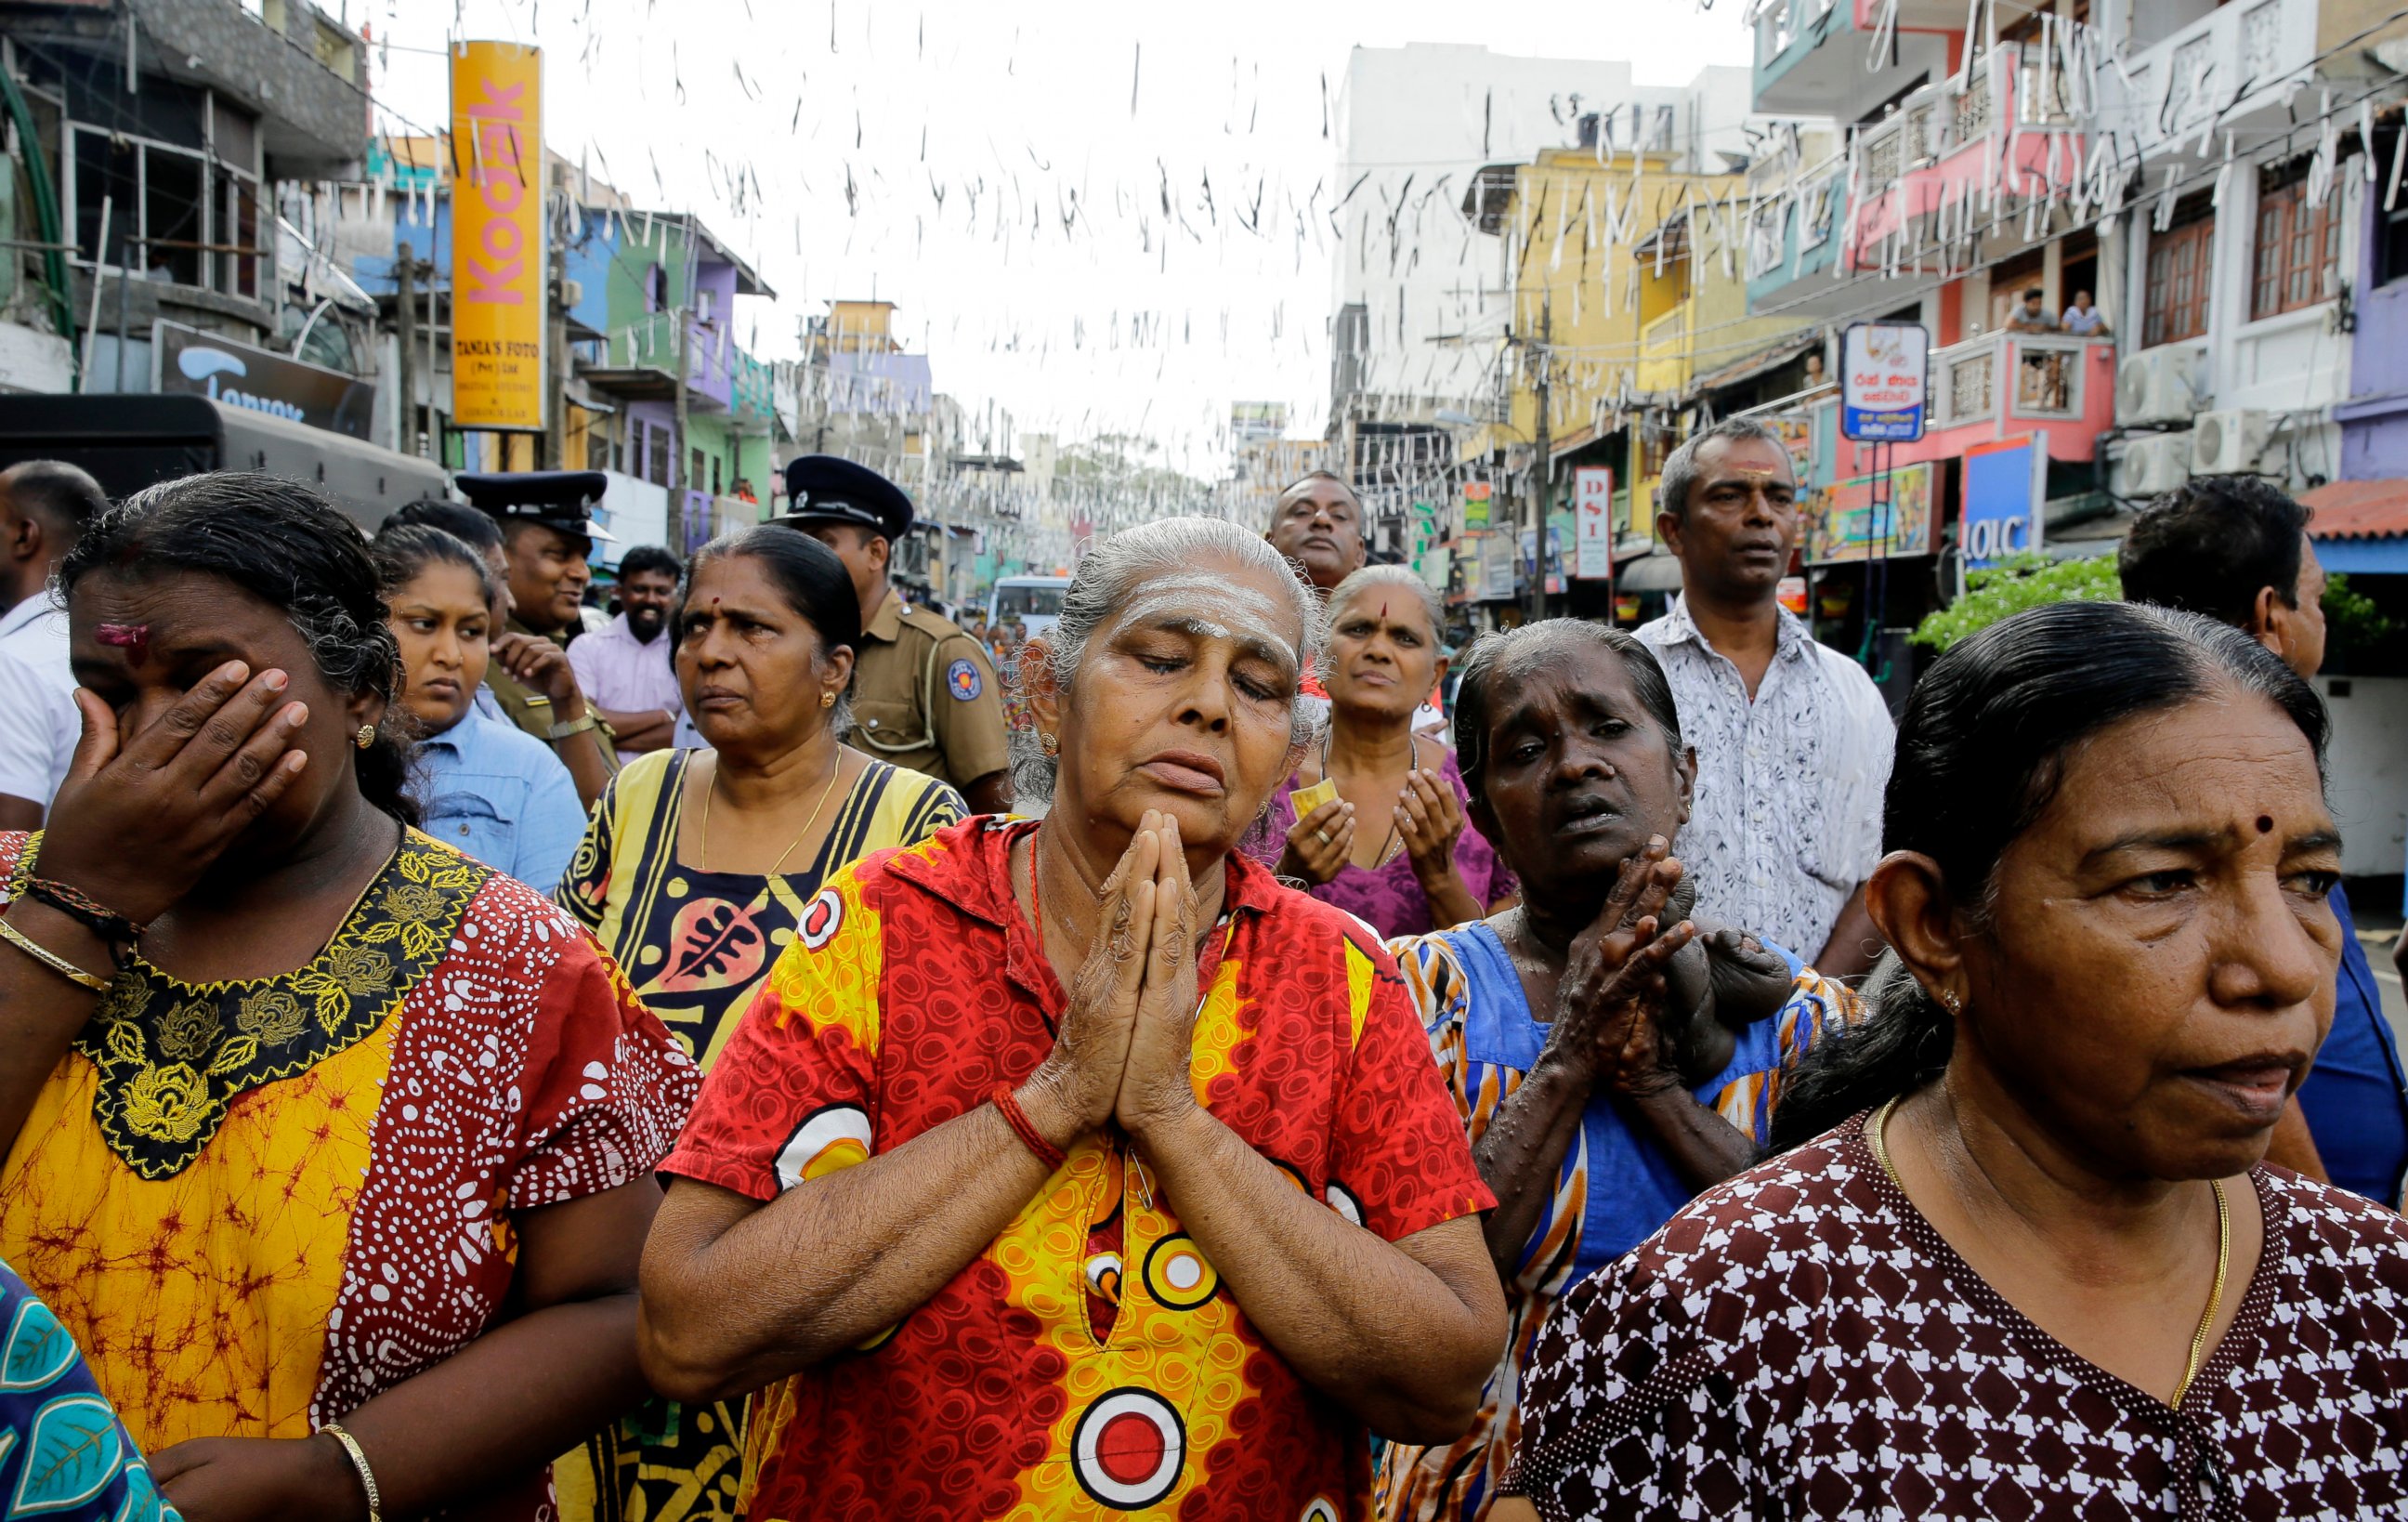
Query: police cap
778 454 914 542
456 470 617 543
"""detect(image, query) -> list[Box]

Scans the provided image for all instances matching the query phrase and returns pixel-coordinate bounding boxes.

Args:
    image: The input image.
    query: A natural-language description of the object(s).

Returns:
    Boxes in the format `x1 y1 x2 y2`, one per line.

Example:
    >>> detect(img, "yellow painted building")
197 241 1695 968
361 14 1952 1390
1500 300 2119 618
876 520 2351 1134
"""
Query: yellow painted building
1480 147 1810 536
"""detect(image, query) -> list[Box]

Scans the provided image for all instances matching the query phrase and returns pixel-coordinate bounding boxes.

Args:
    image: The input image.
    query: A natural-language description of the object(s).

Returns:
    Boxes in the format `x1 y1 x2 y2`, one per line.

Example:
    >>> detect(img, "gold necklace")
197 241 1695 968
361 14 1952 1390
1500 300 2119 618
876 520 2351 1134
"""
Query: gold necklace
698 750 846 877
1867 1096 2231 1408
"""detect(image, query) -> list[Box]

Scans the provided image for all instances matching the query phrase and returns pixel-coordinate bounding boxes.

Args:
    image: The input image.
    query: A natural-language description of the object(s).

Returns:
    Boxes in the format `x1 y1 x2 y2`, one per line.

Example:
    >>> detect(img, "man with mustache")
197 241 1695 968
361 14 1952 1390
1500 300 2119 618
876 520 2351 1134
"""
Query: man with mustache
1635 418 1891 977
569 545 685 762
1266 470 1368 595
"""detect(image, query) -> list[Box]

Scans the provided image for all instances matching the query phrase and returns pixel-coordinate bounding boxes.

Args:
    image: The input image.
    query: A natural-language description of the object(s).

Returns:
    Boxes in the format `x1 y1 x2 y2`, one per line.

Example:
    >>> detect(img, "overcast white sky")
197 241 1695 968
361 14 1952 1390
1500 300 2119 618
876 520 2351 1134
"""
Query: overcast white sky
365 1 1749 469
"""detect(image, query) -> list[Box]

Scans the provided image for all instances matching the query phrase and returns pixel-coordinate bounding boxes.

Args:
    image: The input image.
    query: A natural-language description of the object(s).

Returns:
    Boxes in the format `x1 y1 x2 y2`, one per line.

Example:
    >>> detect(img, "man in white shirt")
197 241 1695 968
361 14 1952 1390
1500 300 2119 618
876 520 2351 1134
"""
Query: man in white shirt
1634 419 1892 977
0 461 109 828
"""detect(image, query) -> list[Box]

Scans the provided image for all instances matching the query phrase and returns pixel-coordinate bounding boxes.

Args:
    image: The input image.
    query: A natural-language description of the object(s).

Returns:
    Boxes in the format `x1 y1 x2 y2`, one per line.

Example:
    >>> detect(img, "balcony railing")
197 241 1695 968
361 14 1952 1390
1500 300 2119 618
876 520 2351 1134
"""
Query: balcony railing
1843 46 2084 270
2113 0 2313 154
1928 332 2114 431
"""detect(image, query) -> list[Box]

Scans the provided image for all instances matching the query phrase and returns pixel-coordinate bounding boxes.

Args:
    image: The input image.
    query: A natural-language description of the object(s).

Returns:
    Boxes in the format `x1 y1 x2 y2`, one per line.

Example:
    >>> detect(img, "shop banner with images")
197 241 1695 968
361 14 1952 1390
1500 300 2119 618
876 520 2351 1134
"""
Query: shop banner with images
1807 462 1935 564
1462 479 1492 531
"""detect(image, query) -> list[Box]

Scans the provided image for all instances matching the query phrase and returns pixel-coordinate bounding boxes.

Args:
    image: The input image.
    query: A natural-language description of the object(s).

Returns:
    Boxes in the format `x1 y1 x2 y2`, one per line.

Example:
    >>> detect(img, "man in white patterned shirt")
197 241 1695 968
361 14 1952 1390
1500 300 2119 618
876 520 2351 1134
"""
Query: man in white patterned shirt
1635 418 1891 977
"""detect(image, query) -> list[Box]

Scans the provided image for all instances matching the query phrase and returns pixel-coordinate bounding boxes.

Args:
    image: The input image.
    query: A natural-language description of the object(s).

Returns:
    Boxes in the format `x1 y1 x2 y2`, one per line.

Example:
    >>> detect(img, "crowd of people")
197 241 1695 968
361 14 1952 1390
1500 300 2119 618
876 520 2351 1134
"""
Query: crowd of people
0 426 2400 1521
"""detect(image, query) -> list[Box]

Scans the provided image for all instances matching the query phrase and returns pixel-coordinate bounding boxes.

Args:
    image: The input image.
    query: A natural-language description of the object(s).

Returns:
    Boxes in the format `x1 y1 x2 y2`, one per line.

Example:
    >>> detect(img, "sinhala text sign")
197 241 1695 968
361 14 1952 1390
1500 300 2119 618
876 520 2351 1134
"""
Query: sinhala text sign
1573 466 1614 582
1839 322 1929 442
450 42 545 431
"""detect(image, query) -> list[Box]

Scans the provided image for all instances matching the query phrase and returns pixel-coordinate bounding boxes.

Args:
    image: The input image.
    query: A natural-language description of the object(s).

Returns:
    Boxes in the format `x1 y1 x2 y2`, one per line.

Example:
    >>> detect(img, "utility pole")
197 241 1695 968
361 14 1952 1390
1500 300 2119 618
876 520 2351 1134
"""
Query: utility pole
672 302 692 551
395 241 416 458
1525 295 1551 626
544 257 569 471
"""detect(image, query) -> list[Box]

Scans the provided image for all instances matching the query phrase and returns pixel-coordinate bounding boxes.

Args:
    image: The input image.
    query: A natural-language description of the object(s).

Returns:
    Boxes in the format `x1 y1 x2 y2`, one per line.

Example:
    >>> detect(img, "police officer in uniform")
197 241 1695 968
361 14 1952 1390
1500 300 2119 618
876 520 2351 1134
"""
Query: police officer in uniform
458 470 621 808
777 455 1013 815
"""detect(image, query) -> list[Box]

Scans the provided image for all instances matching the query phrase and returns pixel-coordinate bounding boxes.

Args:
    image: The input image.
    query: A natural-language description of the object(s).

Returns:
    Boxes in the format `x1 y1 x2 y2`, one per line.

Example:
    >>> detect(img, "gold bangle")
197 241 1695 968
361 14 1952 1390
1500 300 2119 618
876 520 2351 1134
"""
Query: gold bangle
319 1422 382 1522
0 913 110 992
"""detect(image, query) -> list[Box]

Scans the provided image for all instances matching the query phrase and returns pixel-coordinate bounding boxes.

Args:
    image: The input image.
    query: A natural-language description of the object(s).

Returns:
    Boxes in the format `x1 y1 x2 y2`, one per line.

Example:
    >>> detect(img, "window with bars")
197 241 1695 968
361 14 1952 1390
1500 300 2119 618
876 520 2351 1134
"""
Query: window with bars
2250 170 2339 320
2143 213 2213 347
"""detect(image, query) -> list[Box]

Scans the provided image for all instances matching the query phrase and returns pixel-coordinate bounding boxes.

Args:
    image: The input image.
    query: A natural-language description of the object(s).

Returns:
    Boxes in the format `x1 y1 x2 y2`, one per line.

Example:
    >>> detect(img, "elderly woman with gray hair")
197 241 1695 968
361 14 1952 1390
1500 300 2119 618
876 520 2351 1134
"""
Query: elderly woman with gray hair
638 517 1507 1518
1248 564 1516 938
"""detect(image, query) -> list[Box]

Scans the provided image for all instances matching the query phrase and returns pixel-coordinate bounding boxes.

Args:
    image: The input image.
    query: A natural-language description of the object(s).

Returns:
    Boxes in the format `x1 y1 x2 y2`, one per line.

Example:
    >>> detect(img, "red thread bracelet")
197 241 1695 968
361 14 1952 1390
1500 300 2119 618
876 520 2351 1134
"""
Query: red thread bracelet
992 1082 1067 1171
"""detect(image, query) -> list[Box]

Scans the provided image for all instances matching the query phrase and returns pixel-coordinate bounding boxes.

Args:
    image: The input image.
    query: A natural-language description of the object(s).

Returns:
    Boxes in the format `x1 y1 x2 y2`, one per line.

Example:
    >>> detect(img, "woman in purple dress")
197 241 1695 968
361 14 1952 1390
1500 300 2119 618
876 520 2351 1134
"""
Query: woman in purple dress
1248 565 1515 938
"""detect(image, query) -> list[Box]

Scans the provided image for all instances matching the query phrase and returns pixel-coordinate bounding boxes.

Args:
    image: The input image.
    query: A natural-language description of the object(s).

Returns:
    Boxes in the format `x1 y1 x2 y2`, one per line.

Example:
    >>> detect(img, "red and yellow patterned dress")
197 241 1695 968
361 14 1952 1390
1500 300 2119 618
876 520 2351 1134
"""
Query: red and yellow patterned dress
0 829 699 1518
663 815 1496 1521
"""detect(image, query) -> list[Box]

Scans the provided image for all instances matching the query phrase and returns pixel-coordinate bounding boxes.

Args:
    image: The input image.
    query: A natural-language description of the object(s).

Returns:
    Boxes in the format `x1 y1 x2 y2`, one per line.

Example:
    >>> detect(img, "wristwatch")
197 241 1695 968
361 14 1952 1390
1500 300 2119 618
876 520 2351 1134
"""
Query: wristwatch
547 714 600 741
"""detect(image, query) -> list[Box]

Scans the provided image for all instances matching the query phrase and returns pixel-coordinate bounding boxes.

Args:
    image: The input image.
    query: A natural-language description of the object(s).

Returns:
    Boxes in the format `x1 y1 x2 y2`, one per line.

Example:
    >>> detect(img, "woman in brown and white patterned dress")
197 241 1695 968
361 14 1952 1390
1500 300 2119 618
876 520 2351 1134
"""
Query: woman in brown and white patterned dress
1498 600 2408 1521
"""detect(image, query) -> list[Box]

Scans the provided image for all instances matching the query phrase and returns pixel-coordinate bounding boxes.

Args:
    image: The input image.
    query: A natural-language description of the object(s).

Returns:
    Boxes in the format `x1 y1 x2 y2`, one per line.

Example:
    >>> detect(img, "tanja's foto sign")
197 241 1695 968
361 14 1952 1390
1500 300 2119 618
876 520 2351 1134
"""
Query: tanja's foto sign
450 41 545 431
152 321 374 439
1840 321 1929 442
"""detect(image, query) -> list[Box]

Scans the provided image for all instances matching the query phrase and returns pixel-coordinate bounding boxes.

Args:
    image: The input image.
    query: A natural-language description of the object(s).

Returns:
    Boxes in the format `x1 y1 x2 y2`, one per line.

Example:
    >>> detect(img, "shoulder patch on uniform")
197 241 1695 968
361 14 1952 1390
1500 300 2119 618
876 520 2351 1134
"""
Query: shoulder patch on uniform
946 658 983 701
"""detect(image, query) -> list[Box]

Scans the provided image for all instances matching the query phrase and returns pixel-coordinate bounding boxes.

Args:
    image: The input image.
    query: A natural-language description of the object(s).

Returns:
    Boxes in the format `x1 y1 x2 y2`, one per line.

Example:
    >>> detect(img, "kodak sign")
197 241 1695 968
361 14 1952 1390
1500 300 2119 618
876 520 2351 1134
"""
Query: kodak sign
450 42 545 431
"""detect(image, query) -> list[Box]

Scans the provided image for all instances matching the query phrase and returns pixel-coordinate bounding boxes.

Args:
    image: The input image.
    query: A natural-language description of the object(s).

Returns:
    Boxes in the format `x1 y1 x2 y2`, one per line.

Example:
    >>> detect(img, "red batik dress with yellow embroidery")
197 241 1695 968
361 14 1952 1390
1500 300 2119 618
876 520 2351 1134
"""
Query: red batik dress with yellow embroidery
0 829 699 1518
662 816 1495 1522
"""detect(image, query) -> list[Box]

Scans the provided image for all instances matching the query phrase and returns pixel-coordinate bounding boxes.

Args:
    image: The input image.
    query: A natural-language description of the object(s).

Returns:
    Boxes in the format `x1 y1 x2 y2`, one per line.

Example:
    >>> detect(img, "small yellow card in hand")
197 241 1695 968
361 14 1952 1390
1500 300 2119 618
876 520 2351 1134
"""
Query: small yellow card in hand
1290 777 1341 818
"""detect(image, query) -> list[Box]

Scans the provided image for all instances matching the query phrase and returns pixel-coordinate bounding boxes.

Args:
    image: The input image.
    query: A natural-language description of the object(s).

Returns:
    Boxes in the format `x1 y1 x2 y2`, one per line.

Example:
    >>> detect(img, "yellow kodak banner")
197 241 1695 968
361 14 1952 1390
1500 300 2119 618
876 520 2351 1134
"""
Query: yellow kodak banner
450 42 544 431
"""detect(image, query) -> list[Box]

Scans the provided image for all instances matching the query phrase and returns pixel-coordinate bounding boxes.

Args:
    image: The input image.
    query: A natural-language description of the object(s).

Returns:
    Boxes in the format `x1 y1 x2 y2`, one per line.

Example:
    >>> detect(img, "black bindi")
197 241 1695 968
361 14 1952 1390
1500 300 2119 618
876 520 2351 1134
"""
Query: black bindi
2256 815 2274 834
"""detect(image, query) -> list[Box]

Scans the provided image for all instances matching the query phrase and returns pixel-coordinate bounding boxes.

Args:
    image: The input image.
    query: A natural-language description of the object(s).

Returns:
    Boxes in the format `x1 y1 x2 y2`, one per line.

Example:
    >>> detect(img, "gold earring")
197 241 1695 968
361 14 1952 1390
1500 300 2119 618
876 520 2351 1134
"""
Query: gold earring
820 690 836 708
355 724 376 750
1935 987 1962 1015
1040 731 1059 756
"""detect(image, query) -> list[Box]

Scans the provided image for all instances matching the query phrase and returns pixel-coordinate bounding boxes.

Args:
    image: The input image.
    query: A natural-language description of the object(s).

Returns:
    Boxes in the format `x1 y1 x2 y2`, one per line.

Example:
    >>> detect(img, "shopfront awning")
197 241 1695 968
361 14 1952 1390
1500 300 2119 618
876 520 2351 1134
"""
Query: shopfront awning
1616 552 1684 593
2299 479 2408 574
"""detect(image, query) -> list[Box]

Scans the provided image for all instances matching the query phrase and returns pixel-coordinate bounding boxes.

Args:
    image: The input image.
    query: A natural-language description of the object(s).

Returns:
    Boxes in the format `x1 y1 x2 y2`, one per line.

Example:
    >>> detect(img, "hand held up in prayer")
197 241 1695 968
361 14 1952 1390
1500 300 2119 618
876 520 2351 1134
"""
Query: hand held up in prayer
1396 767 1467 884
1115 812 1204 1138
37 663 310 927
1276 795 1354 885
1020 822 1160 1151
1546 837 1695 1099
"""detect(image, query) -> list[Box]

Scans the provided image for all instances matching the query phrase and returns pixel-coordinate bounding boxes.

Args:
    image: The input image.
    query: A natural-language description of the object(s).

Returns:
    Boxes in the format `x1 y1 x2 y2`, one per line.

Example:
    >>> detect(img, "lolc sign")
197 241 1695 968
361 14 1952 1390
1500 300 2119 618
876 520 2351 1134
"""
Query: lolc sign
449 42 545 431
1839 321 1930 442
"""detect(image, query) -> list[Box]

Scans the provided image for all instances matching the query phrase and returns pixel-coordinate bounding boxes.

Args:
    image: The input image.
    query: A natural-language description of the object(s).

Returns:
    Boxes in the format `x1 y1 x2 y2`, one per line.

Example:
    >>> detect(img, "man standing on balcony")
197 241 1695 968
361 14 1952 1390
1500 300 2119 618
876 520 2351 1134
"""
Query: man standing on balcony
2006 286 2060 333
777 454 1013 815
462 470 622 807
2061 289 2109 335
1636 418 1891 978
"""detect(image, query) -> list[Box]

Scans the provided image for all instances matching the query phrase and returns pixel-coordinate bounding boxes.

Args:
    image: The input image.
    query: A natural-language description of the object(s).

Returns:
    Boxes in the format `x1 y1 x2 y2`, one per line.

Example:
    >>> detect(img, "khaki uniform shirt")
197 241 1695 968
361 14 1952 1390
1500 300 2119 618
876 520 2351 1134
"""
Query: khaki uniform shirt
486 619 619 778
847 589 1008 792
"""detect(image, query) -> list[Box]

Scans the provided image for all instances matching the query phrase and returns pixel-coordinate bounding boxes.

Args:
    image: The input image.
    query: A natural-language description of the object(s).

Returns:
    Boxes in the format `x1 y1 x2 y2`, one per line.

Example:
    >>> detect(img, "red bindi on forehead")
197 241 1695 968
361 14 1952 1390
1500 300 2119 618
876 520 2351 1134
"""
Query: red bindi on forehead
98 623 150 665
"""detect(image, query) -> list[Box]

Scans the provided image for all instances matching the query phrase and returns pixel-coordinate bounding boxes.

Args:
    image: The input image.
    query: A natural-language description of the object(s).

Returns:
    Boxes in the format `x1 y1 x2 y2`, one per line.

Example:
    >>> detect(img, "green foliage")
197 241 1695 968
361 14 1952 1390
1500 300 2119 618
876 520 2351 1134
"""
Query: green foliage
2322 571 2398 652
1910 552 2123 651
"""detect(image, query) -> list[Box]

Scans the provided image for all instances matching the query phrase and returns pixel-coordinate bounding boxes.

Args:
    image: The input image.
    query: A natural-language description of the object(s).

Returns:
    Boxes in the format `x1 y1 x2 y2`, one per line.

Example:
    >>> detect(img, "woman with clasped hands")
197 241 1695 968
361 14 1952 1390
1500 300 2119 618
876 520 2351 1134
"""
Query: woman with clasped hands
638 517 1507 1519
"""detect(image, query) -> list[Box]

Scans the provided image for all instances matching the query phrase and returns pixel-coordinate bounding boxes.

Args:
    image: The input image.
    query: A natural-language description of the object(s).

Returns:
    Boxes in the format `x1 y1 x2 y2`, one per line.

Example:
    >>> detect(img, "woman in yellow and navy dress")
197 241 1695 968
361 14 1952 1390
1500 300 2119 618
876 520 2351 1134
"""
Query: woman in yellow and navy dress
556 524 960 1519
0 473 696 1520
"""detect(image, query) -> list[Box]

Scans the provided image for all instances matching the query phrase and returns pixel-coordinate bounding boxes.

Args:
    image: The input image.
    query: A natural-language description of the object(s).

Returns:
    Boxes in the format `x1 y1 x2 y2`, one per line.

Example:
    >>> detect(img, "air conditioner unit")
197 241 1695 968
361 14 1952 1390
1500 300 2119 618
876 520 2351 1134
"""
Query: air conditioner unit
2115 349 2205 426
2114 431 2194 498
2192 408 2271 475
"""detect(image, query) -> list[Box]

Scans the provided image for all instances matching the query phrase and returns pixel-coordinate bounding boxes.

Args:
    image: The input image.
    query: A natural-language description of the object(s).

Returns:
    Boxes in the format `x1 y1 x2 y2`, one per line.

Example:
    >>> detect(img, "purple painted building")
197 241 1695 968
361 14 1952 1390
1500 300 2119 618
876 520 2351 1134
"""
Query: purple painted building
2329 192 2408 575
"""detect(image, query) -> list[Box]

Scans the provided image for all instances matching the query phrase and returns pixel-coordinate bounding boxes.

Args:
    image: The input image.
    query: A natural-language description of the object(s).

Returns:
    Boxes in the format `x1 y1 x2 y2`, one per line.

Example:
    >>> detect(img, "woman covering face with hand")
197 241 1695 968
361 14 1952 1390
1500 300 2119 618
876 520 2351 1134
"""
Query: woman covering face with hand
638 517 1506 1520
1375 621 1858 1522
374 525 585 891
1498 602 2408 1522
1249 565 1515 938
0 474 695 1522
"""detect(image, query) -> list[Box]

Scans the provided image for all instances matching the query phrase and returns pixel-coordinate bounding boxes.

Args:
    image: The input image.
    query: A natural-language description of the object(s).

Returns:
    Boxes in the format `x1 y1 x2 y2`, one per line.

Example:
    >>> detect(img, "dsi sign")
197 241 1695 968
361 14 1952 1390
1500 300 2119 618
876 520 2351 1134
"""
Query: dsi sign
153 321 375 439
1839 322 1929 442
